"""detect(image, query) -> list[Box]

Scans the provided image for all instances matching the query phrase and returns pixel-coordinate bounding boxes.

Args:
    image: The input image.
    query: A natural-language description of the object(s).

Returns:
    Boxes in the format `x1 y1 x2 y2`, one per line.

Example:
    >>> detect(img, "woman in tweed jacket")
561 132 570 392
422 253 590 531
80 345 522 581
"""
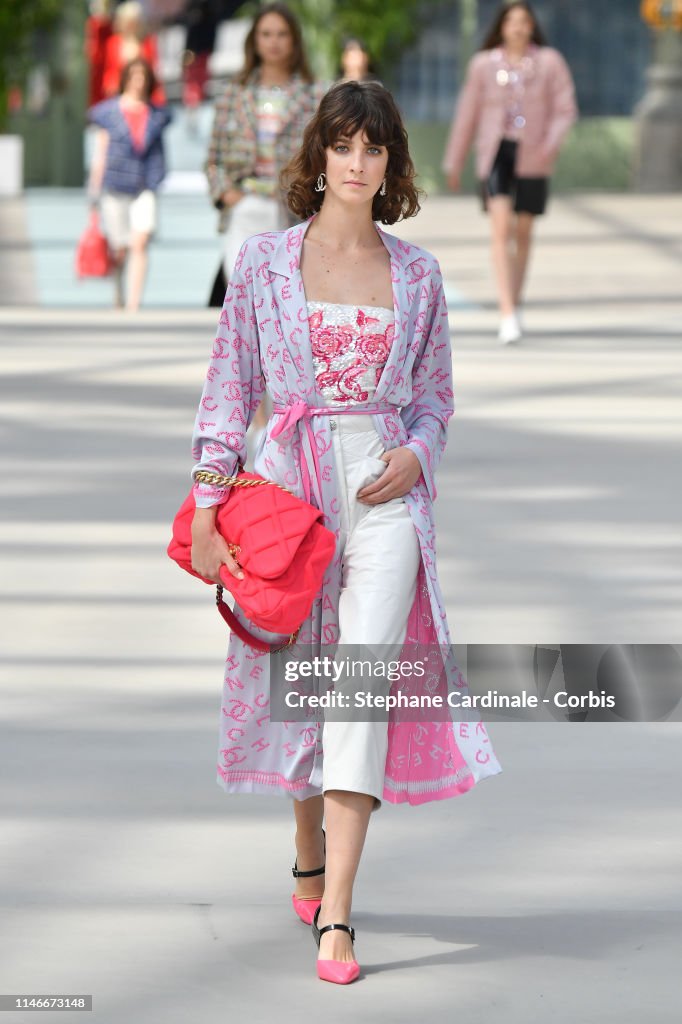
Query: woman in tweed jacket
205 2 328 436
206 4 328 260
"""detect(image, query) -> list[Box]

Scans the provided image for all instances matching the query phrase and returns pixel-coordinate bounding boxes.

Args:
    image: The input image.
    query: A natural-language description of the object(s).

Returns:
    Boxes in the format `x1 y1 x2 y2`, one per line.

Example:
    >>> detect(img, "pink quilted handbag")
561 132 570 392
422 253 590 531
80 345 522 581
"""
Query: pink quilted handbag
167 470 336 652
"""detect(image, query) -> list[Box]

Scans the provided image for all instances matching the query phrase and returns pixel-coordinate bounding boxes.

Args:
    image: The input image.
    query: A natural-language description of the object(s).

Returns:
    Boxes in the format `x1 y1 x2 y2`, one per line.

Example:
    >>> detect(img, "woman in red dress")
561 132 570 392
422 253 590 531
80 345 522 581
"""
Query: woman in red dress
101 1 166 106
85 1 114 107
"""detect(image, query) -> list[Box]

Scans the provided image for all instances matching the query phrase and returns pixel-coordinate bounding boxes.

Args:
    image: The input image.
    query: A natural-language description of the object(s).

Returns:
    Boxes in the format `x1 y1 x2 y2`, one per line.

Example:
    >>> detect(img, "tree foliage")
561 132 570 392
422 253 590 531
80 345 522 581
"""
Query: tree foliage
237 0 428 79
0 0 62 131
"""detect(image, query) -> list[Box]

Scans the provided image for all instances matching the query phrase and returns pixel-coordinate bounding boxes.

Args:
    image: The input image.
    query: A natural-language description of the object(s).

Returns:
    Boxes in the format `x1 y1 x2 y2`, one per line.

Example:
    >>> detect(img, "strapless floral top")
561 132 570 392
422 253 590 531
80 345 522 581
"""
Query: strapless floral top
307 300 395 405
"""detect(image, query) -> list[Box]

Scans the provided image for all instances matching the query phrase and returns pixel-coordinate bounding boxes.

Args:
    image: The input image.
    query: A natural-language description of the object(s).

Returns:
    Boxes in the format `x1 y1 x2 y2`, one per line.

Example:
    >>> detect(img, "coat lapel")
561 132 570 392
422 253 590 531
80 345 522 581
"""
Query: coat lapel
143 106 165 150
268 219 316 397
371 225 411 402
276 74 308 132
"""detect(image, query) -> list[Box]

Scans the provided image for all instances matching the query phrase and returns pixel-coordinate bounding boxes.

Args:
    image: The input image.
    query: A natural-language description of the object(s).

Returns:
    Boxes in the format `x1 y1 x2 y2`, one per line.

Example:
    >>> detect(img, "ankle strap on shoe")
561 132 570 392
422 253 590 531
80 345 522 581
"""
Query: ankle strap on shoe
292 862 325 878
317 922 355 942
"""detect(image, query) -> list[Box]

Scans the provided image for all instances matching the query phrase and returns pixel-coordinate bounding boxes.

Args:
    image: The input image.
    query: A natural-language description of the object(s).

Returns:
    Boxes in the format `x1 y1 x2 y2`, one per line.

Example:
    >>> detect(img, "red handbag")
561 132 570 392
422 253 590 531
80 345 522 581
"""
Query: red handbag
167 470 336 652
75 209 112 278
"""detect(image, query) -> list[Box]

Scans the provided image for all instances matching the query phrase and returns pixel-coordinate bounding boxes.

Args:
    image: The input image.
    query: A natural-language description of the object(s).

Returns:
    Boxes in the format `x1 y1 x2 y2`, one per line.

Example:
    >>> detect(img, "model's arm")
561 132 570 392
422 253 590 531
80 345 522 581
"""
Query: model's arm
190 240 264 580
541 50 578 160
399 260 454 503
190 239 264 505
442 56 484 185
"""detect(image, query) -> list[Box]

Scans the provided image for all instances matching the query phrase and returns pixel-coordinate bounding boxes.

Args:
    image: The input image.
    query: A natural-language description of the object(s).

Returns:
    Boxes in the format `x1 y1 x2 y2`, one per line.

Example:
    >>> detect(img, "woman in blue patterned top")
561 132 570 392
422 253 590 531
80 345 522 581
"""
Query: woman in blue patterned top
88 57 171 310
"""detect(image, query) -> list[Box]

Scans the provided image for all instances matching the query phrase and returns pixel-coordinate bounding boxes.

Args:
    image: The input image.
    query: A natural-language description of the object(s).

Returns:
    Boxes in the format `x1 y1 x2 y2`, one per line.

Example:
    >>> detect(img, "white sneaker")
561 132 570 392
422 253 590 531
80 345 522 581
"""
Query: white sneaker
498 313 522 345
514 306 524 333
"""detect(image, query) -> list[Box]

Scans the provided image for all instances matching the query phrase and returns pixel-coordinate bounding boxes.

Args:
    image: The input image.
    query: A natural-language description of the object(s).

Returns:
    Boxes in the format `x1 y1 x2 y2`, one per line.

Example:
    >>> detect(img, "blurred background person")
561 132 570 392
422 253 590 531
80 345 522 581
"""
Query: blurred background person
206 2 327 282
85 0 114 108
88 57 172 311
338 36 380 84
181 0 219 132
101 1 167 105
205 1 328 445
443 1 577 345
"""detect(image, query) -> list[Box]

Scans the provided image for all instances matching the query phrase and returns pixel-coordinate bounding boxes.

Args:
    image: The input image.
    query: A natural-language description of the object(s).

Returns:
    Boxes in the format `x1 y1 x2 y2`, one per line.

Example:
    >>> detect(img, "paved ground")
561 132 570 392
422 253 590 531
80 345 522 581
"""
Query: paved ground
1 191 681 1022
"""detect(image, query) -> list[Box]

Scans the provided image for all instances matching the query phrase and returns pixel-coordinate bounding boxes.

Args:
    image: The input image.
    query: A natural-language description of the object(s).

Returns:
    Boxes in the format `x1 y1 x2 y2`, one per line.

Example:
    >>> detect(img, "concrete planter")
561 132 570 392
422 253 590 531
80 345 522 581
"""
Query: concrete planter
0 134 24 196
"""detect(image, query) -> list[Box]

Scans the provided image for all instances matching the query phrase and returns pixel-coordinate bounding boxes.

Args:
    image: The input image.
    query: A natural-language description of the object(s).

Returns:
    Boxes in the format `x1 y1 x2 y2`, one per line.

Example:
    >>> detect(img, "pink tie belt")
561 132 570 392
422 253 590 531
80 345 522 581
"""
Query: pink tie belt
270 400 397 504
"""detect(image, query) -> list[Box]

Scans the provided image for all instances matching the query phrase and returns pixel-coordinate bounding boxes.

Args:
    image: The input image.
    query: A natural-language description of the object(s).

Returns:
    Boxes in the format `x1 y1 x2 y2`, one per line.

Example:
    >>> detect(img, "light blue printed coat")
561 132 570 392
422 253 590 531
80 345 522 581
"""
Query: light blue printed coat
190 215 502 805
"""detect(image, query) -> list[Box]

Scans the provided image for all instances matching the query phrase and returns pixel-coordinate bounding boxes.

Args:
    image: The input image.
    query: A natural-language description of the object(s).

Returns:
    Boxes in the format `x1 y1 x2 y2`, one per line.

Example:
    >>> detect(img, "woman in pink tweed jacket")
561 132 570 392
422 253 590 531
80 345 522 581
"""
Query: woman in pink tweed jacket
443 1 577 344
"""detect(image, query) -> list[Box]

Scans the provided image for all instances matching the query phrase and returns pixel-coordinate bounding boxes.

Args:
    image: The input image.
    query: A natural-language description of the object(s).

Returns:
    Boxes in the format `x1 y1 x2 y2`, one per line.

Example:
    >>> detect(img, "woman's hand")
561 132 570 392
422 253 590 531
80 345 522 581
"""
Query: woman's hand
356 447 422 505
222 187 245 208
191 507 244 583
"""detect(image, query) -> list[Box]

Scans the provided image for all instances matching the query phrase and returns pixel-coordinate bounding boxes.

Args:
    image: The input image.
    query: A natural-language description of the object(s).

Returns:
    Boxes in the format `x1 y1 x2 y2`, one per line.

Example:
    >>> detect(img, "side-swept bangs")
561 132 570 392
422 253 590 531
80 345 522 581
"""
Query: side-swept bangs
318 90 399 151
282 80 422 224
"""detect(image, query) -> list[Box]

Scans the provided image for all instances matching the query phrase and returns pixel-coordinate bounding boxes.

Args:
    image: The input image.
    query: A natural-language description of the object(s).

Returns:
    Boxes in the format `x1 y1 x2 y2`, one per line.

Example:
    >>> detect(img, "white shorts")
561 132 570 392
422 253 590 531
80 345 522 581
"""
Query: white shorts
101 189 157 249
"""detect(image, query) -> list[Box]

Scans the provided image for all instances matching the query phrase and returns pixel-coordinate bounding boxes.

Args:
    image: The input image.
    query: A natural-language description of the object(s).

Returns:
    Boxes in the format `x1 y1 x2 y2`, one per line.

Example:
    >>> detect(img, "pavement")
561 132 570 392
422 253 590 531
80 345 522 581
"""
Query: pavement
1 188 681 1023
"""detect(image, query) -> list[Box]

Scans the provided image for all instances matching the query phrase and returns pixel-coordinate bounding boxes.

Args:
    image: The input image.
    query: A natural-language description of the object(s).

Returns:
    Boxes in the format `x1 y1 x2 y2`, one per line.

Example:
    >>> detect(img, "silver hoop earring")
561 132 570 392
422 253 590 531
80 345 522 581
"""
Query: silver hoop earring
315 172 326 192
379 178 387 196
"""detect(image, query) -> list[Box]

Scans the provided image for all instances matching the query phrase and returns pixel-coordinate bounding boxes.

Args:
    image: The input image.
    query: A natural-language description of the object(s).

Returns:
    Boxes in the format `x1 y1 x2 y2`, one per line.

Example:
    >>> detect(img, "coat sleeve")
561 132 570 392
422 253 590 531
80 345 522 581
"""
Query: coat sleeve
400 259 454 503
441 55 484 176
542 50 578 158
205 81 236 207
190 240 265 508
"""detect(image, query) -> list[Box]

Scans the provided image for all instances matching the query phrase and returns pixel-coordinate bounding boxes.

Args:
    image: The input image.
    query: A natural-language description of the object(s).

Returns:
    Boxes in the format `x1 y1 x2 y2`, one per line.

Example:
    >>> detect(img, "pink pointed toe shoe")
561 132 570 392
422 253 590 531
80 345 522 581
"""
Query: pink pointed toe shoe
291 828 325 925
312 904 360 985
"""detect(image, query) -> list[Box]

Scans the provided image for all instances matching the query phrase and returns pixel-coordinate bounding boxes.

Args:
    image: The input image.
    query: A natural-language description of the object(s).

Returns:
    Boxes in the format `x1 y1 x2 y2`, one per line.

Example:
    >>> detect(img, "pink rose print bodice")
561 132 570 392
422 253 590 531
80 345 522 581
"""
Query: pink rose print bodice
307 300 395 405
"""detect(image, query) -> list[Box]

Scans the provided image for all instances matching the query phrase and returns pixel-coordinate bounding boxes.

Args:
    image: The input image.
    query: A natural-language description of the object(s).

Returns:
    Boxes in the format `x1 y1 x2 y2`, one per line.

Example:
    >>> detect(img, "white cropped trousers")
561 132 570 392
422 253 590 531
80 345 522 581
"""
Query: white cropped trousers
321 414 421 813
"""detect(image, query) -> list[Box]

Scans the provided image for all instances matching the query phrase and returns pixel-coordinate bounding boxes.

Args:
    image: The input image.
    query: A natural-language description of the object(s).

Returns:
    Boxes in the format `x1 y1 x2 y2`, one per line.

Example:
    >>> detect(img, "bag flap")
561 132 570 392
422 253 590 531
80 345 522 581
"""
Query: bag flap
216 476 324 578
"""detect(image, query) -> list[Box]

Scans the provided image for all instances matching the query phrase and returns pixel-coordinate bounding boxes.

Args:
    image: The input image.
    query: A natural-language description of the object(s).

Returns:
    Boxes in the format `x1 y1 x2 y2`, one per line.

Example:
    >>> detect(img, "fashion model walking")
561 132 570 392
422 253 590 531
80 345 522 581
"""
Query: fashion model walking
443 1 577 343
189 81 502 985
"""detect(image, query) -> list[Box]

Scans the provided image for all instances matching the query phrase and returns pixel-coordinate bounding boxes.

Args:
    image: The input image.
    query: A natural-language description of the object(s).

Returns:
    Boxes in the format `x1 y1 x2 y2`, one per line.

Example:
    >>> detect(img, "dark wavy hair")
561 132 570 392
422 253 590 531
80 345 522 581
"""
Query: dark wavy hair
119 57 157 102
282 80 422 224
480 2 547 50
237 2 312 85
